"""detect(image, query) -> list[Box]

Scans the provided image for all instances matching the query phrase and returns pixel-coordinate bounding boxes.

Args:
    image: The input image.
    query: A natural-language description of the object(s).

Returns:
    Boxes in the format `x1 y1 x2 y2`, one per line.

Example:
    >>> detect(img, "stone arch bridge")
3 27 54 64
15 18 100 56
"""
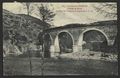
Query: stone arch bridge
40 20 117 58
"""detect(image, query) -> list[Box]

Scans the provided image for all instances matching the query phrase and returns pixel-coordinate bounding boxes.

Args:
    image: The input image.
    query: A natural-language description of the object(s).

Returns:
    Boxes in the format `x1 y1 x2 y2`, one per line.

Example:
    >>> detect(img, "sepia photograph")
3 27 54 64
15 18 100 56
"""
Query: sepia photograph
3 1 118 76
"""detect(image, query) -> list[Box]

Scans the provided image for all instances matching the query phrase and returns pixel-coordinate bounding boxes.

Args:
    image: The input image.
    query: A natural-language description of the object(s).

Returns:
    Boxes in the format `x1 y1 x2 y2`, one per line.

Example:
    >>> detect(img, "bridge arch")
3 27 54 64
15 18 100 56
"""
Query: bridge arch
77 28 109 52
54 30 74 53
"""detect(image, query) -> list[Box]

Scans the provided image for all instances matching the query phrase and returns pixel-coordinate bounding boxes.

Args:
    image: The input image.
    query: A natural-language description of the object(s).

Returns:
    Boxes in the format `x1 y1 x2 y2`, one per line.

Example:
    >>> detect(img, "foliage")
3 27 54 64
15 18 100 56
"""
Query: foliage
93 3 117 52
93 3 117 18
36 4 56 26
3 9 49 43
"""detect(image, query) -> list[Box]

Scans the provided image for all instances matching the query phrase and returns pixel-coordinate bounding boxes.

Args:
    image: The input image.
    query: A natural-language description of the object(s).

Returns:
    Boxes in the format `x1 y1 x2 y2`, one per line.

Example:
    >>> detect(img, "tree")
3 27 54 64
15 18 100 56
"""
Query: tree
93 3 117 18
36 4 56 26
21 3 34 75
93 3 118 54
22 3 33 15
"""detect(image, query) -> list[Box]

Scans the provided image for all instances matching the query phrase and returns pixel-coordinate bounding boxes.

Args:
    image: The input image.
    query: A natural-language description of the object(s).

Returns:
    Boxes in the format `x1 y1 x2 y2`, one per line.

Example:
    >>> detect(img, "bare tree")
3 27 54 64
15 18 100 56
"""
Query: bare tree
21 2 34 75
36 4 56 26
93 3 117 55
93 3 117 18
22 3 34 15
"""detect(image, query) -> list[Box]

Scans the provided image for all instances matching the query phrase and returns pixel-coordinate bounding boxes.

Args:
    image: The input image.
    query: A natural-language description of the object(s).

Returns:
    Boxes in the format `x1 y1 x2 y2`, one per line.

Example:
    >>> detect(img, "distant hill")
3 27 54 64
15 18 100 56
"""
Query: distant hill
3 9 52 56
18 14 50 29
3 9 50 41
90 20 117 25
3 9 50 29
64 20 117 28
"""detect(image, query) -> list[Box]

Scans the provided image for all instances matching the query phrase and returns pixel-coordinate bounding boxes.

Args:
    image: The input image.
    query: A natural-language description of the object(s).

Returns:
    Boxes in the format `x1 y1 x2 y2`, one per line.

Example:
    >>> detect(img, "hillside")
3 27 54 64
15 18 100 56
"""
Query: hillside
18 14 50 29
90 20 117 25
3 9 51 56
3 9 50 41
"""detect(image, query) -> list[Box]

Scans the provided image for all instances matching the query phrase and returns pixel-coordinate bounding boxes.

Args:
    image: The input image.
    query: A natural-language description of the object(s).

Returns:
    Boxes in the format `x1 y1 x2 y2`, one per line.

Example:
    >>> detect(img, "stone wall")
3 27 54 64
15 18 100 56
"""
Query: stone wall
42 24 117 57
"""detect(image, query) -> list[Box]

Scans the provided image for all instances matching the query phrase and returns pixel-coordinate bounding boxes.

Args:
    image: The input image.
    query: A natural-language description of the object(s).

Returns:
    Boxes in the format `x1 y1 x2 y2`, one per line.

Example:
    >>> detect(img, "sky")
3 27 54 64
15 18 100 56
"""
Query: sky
3 2 117 27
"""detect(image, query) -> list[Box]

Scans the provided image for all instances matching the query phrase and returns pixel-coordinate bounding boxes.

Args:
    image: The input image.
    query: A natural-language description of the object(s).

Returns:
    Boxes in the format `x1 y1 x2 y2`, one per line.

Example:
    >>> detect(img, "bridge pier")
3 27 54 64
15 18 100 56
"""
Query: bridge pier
50 45 61 57
50 45 55 57
73 45 79 52
50 44 83 57
73 45 82 52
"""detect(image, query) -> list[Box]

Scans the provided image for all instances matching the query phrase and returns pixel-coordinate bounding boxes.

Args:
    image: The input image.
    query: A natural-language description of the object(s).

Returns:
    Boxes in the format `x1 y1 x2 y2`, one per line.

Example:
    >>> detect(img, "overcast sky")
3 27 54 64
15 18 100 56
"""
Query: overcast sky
3 2 117 27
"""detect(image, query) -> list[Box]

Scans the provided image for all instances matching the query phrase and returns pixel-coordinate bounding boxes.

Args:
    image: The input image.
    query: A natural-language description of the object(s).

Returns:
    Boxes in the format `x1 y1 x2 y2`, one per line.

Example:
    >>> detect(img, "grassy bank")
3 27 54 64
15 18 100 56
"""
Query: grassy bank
3 57 118 76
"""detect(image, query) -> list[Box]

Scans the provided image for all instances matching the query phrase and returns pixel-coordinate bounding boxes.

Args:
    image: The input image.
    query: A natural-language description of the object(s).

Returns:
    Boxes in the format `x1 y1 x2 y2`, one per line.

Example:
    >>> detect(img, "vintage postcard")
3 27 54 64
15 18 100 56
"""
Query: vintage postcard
3 1 118 76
